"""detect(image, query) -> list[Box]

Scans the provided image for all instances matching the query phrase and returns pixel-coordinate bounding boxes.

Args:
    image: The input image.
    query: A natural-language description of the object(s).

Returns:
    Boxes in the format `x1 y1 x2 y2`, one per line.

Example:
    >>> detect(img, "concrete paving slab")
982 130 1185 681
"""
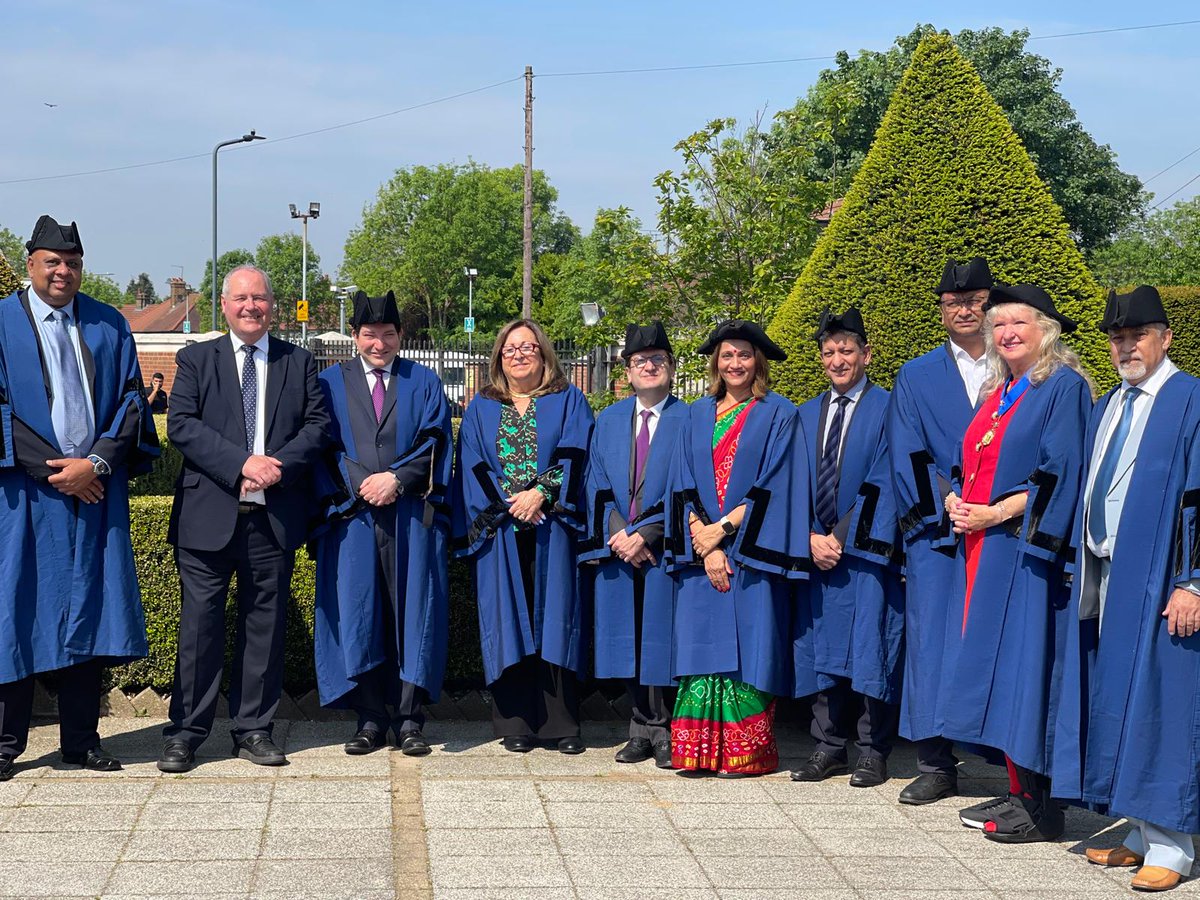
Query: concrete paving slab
553 826 688 857
720 892 859 900
696 856 853 890
252 858 395 894
426 827 558 857
647 777 774 804
105 859 256 894
121 828 263 861
763 778 892 805
0 830 128 861
564 852 711 887
0 861 113 897
267 800 392 830
0 782 32 806
681 826 818 858
536 779 654 803
960 857 1129 895
260 826 393 860
150 780 275 804
423 798 548 829
422 779 540 804
428 853 571 889
23 780 155 805
4 803 138 832
281 754 392 777
665 801 794 831
782 799 910 830
270 778 392 803
805 825 945 858
830 854 991 893
544 799 672 829
420 755 530 777
139 801 269 831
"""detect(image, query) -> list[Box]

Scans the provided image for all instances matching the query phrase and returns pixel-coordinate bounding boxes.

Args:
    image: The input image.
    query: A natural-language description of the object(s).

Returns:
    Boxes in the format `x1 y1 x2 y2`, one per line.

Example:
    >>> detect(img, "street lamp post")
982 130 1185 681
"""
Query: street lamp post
463 266 478 354
580 302 605 392
211 130 265 331
289 202 320 345
337 284 357 335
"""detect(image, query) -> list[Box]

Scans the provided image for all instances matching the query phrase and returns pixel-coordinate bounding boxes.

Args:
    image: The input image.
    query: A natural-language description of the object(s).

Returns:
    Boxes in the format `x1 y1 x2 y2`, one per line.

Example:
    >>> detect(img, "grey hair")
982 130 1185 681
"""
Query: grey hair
980 303 1094 399
221 264 273 299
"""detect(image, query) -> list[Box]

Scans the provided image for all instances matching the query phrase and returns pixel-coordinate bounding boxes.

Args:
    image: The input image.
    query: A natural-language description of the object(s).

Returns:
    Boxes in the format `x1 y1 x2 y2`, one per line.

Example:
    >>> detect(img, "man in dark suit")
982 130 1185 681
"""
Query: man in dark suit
0 215 158 781
158 264 329 772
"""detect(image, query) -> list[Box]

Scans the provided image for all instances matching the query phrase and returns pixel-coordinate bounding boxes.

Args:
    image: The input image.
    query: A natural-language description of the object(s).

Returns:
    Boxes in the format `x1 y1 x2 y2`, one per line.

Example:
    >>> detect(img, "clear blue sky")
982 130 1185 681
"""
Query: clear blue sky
2 1 1197 295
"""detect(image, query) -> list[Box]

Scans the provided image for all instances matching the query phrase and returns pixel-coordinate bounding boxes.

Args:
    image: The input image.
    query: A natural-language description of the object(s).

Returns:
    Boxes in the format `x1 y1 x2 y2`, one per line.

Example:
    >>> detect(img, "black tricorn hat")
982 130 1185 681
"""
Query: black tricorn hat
350 290 402 330
26 215 83 255
813 306 868 345
933 257 993 295
1098 286 1169 332
983 283 1077 334
698 319 787 361
622 321 673 359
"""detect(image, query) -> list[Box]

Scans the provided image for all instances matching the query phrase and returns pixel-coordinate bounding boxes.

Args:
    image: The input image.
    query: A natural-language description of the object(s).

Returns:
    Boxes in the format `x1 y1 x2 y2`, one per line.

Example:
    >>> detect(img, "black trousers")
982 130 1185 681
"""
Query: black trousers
347 509 426 736
165 507 293 749
622 569 673 743
490 529 580 740
809 678 899 762
914 735 959 776
0 660 103 758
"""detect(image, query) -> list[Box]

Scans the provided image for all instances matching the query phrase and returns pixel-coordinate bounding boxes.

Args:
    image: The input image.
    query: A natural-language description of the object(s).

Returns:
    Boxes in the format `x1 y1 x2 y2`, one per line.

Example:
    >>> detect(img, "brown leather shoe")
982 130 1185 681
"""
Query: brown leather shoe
1085 846 1144 867
1131 866 1183 891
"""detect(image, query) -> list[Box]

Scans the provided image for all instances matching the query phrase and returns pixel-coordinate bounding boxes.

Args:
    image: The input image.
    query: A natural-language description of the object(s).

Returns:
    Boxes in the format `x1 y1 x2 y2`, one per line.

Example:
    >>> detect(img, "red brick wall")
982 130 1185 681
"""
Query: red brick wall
136 350 181 393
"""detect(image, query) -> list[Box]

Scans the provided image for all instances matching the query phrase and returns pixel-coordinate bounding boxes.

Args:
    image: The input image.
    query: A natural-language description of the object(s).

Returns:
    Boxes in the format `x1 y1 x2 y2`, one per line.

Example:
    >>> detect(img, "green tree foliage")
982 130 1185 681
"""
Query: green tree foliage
654 115 824 325
0 250 20 297
124 272 158 306
197 248 256 330
769 32 1109 403
772 25 1144 252
1089 197 1200 287
253 233 328 333
341 162 576 340
80 272 123 306
0 225 25 277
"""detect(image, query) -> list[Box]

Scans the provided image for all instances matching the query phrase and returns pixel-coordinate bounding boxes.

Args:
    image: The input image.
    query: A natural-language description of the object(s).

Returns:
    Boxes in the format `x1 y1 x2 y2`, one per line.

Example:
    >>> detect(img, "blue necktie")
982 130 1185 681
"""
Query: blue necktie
241 344 258 452
49 310 89 456
1087 387 1140 545
814 396 849 533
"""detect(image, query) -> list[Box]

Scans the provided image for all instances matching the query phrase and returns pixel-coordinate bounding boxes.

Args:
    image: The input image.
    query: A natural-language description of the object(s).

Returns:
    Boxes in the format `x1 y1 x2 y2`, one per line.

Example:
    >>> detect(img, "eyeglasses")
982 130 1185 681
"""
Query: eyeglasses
628 354 669 370
939 298 985 312
501 342 541 359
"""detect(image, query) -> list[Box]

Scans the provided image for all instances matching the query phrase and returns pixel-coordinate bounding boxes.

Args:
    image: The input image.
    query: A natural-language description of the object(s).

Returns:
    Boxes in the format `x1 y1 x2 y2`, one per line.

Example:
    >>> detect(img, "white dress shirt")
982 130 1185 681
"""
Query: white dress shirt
28 288 97 458
361 356 391 392
819 375 868 459
634 394 669 444
950 340 988 407
231 332 269 504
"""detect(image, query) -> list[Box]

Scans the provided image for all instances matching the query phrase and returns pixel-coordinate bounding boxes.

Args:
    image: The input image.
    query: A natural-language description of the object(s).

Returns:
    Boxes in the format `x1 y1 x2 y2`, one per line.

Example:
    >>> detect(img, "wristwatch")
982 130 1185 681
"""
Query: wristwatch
86 454 111 476
719 515 737 536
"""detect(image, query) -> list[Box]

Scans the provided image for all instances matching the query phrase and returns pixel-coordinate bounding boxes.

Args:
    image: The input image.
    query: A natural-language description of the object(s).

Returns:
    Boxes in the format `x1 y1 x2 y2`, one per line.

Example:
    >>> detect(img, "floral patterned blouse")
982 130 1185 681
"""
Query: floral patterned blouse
497 398 562 528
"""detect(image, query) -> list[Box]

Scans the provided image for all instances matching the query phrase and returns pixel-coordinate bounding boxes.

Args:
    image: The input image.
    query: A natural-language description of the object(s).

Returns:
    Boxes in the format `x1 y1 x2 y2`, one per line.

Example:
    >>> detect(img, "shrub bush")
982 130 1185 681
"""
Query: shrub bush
1154 286 1200 378
768 32 1111 402
0 253 19 298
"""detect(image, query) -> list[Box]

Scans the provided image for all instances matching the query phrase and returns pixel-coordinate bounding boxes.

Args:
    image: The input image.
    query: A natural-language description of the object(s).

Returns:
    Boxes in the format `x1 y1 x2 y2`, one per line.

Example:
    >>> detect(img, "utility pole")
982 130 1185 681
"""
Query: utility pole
522 65 533 320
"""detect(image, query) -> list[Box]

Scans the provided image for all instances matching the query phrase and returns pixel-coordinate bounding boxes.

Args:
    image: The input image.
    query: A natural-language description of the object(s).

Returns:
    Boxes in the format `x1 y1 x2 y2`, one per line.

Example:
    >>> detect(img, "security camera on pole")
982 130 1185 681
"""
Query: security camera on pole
289 201 320 344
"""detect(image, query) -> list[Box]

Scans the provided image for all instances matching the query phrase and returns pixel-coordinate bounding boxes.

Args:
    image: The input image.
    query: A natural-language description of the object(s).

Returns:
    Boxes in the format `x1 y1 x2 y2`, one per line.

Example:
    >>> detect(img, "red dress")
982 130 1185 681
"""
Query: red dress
959 387 1027 632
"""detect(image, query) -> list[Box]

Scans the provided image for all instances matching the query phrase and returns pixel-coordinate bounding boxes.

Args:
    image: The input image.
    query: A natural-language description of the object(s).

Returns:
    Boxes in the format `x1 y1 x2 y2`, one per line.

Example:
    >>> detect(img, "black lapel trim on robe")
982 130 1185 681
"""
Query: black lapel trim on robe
548 445 586 523
899 449 938 536
578 488 616 554
17 290 53 401
1024 468 1065 553
1175 489 1200 578
851 482 894 561
737 485 812 574
454 460 511 551
669 488 711 557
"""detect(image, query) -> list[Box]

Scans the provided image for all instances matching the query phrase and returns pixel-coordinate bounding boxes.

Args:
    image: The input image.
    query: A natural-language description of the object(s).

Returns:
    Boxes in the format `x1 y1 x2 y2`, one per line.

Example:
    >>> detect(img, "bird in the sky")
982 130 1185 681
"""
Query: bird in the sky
43 102 57 108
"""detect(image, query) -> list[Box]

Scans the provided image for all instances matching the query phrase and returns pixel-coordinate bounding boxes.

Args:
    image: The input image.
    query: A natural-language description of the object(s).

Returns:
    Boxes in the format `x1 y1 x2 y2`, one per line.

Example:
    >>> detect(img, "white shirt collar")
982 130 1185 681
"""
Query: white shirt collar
829 375 868 404
950 340 985 366
28 288 76 322
635 394 669 418
229 331 270 357
1123 357 1177 399
360 356 395 377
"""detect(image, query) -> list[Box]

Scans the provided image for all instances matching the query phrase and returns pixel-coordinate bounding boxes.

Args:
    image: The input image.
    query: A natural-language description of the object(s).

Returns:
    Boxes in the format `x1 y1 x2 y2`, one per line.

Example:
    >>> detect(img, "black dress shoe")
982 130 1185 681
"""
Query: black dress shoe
790 750 849 782
233 733 286 766
61 745 122 772
0 754 16 782
157 740 195 773
501 735 533 753
653 740 674 769
557 736 585 755
898 772 958 805
982 797 1064 844
614 738 653 764
344 728 387 756
849 756 888 787
397 730 431 757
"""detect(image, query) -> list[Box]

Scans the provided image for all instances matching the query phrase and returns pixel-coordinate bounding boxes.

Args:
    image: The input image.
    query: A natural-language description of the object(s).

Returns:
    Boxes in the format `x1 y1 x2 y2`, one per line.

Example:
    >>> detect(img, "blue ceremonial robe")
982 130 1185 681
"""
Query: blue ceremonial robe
580 394 687 686
1052 371 1200 833
451 386 594 685
311 359 453 706
885 344 977 741
665 391 811 697
937 366 1092 775
793 384 904 703
0 290 158 684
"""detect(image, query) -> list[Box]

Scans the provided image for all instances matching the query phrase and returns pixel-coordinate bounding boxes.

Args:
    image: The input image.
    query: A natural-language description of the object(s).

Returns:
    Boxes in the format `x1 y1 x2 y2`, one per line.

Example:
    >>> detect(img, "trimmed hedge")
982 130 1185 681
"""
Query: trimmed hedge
769 32 1112 401
0 252 19 297
1153 286 1200 378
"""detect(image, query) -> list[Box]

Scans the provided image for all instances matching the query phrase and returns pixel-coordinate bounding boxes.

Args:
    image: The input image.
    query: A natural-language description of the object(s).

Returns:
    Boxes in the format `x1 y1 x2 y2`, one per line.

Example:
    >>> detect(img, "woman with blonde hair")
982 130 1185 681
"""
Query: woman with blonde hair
666 320 811 776
452 319 594 753
940 284 1093 842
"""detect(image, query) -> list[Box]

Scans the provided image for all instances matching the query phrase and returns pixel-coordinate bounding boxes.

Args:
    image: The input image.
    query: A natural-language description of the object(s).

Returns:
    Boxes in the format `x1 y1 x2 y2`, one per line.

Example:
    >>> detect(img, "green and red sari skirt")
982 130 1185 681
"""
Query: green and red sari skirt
670 674 778 775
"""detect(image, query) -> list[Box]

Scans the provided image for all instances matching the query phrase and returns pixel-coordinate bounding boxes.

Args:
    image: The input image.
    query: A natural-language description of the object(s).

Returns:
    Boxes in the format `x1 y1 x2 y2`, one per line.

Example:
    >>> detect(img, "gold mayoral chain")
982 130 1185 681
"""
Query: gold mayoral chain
975 375 1030 452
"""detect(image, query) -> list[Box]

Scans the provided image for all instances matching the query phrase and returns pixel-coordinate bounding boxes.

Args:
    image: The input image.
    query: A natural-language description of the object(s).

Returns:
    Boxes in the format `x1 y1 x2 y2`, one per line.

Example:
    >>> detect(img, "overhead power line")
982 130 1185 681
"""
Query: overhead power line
1144 144 1200 185
1029 19 1200 40
1151 170 1200 209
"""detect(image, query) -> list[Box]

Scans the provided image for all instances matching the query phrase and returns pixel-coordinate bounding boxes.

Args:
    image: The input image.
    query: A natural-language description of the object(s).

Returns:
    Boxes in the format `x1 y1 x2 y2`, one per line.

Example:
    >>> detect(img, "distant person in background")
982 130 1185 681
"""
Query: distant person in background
453 320 594 754
0 215 158 781
311 291 453 758
146 372 169 413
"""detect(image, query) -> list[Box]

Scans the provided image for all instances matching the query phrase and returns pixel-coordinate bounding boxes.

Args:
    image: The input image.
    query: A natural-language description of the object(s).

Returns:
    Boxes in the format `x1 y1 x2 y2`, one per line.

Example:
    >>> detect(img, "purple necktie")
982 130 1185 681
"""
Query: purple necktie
371 368 386 422
630 409 653 518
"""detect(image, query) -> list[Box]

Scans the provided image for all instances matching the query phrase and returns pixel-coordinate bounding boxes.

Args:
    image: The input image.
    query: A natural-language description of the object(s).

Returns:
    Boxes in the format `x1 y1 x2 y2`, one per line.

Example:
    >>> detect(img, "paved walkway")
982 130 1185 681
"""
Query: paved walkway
0 718 1193 898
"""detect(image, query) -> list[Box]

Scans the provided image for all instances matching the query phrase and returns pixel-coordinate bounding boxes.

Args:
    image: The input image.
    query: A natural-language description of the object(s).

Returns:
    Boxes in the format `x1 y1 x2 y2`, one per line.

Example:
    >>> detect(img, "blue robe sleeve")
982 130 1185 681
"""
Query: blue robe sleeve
844 425 902 570
664 411 703 572
1011 374 1092 565
727 404 812 580
0 360 15 471
451 402 508 558
1173 436 1200 587
579 432 622 564
388 378 454 527
887 368 947 541
87 319 159 475
545 387 594 533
